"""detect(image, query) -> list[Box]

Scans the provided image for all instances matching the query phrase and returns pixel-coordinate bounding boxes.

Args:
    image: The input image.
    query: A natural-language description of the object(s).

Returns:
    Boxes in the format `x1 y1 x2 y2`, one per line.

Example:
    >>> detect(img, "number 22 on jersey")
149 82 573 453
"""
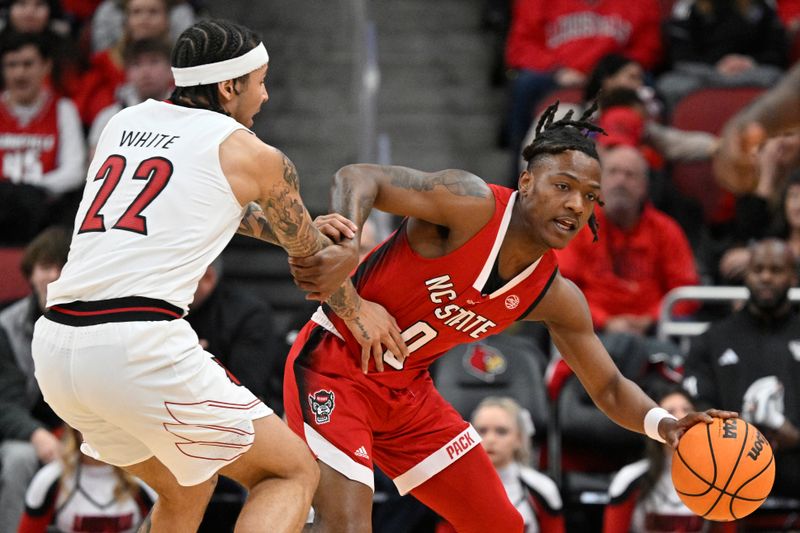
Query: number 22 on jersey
78 154 173 235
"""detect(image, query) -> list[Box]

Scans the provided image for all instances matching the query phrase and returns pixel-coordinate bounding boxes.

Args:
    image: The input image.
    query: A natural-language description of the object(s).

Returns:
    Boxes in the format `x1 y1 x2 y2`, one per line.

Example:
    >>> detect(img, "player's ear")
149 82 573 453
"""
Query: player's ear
217 79 236 103
518 169 533 195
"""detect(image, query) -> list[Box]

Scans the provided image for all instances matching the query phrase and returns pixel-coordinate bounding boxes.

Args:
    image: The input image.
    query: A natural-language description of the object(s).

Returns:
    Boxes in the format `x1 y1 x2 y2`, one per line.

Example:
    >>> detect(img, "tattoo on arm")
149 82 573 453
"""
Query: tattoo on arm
327 281 362 322
258 154 330 257
385 167 490 198
237 202 279 244
258 153 362 318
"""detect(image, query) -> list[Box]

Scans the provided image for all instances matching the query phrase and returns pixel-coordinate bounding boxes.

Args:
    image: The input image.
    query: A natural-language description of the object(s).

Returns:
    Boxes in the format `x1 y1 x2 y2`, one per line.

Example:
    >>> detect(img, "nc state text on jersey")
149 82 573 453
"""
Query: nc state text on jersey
119 130 180 150
425 275 496 338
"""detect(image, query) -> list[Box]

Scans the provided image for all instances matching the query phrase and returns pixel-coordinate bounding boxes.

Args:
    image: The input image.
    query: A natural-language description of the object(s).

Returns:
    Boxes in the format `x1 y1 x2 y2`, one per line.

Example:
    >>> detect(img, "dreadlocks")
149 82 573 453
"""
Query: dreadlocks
521 100 605 242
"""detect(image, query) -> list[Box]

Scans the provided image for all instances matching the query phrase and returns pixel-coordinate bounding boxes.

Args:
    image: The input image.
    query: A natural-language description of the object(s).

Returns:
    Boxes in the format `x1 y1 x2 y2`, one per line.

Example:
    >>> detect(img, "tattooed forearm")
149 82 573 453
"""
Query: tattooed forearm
327 281 362 320
385 167 490 198
237 202 279 244
259 155 331 258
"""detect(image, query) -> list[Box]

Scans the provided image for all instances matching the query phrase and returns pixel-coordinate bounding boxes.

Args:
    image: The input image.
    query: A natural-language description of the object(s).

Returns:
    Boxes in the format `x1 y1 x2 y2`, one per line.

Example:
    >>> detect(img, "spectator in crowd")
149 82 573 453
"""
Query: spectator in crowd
719 143 800 283
18 426 156 533
555 145 699 336
658 0 788 110
75 0 171 126
683 238 800 497
437 397 563 533
0 227 69 532
503 0 661 181
0 33 85 245
185 256 279 409
0 0 83 97
91 0 194 53
603 385 711 533
88 37 173 157
521 55 719 174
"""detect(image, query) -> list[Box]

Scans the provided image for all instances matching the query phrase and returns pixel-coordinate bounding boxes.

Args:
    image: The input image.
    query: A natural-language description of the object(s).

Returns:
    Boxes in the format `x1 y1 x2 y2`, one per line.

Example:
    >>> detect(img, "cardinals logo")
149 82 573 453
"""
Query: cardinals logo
464 344 507 382
308 390 335 424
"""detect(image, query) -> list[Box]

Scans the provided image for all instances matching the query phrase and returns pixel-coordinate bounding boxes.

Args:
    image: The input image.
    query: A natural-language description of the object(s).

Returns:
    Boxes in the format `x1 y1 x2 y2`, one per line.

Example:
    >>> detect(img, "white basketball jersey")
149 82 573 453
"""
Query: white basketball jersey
48 99 248 312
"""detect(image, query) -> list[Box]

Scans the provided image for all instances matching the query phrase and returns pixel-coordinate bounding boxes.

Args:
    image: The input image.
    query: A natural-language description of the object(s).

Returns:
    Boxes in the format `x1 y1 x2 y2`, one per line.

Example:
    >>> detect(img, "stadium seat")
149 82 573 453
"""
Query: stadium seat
433 334 550 443
0 247 29 306
669 87 765 224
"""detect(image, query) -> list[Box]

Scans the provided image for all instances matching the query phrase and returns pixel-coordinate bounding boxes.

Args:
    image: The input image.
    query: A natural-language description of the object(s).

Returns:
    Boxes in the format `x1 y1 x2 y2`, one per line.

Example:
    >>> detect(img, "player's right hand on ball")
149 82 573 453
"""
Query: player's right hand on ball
667 409 740 448
342 299 409 373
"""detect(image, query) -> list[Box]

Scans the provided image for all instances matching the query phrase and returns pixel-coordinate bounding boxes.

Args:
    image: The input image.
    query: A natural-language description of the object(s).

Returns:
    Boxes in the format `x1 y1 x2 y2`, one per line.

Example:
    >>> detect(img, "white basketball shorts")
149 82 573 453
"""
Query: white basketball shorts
32 314 272 486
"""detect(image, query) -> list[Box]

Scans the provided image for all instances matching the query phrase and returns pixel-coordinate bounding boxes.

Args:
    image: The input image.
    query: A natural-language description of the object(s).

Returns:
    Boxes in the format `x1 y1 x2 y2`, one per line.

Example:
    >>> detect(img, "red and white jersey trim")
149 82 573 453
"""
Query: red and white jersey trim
304 423 374 491
472 191 517 293
393 425 481 495
311 306 343 339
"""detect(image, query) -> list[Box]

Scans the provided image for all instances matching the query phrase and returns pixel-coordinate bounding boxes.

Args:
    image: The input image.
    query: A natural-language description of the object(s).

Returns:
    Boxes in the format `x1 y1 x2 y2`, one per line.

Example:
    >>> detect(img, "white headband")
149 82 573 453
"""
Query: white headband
171 42 269 87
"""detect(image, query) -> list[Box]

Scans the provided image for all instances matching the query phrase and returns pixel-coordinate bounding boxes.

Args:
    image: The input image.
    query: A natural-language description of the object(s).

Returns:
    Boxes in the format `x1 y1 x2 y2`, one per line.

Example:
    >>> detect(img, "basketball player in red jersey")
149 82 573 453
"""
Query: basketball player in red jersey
285 105 737 533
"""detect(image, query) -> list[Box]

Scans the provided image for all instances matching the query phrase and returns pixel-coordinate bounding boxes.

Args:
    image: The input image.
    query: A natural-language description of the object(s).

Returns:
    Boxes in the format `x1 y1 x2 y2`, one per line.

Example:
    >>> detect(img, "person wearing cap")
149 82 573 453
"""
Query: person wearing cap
31 19 407 533
554 144 699 337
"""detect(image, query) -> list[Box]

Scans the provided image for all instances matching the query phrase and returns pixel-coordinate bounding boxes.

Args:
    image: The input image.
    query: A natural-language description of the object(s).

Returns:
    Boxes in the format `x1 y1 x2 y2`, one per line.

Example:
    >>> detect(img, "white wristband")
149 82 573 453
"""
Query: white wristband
644 407 677 443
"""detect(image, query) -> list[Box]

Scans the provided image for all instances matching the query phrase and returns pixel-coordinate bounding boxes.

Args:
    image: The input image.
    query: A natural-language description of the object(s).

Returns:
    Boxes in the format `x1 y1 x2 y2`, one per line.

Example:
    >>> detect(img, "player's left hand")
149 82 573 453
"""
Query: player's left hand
290 238 359 300
312 213 358 243
663 409 739 449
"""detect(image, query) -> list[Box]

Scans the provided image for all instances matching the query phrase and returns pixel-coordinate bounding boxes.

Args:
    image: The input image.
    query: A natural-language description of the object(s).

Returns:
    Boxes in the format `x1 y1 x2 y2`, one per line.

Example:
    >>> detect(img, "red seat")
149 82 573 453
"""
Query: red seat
0 248 30 304
669 87 765 224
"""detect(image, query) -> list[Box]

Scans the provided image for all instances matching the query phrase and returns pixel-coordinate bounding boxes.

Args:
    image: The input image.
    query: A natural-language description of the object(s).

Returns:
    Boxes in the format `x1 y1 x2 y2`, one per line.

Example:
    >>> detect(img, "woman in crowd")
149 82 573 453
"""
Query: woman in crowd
18 426 155 533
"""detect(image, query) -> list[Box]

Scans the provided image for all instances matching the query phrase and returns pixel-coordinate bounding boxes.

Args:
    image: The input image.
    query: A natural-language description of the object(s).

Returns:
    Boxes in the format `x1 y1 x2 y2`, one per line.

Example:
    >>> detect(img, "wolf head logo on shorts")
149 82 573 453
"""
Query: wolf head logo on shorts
308 389 335 424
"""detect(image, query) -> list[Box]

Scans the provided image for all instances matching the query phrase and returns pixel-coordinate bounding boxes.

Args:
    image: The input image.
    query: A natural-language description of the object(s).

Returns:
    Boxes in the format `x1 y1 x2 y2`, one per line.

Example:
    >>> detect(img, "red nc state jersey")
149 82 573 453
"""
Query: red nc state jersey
321 184 558 388
0 92 58 183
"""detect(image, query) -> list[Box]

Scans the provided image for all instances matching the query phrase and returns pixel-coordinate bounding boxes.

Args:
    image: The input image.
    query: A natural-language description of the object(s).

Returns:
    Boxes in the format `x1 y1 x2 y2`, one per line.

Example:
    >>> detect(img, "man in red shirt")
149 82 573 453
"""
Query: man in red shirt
556 144 699 336
504 0 662 181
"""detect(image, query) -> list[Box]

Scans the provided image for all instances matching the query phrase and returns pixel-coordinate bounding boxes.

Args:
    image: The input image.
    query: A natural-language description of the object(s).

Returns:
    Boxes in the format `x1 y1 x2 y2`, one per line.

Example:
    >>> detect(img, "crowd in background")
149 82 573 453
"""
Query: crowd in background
1 0 800 531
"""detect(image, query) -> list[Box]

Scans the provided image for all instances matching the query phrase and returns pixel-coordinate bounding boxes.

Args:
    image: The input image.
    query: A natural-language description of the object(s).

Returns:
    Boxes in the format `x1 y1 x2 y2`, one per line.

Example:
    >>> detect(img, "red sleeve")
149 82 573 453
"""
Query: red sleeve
624 0 663 70
654 216 699 319
533 500 566 533
505 0 555 70
17 508 55 533
602 487 639 533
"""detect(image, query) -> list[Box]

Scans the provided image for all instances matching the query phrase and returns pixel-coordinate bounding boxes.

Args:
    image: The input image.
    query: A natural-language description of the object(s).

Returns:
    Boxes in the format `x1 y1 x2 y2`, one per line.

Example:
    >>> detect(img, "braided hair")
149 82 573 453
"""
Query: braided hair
170 19 261 115
521 100 605 242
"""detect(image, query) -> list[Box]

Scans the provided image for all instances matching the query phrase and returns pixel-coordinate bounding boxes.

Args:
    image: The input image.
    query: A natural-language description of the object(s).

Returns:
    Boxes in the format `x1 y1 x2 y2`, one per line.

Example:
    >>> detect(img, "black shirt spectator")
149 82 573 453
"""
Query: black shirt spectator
683 238 800 497
186 259 281 412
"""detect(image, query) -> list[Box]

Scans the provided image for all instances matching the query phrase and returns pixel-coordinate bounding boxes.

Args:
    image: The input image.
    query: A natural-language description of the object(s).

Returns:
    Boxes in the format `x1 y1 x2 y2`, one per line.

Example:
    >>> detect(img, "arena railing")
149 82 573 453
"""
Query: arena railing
657 285 800 350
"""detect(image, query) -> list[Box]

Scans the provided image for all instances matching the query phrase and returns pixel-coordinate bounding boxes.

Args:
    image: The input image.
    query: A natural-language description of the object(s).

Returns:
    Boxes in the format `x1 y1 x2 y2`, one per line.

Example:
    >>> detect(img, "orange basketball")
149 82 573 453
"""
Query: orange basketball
672 417 775 522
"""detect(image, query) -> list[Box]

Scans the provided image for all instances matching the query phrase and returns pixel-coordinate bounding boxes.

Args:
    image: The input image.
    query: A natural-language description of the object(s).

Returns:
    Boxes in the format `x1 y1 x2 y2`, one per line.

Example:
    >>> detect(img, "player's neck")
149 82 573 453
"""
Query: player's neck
499 214 548 279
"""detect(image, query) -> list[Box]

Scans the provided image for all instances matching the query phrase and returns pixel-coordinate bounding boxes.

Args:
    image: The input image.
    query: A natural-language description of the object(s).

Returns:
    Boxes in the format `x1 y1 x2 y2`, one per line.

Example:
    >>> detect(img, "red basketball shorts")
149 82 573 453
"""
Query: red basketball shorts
284 322 480 494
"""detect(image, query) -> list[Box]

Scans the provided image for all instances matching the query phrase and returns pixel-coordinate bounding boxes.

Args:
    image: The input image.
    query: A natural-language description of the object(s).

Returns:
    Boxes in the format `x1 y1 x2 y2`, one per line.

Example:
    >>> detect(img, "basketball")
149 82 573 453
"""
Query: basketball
672 417 775 521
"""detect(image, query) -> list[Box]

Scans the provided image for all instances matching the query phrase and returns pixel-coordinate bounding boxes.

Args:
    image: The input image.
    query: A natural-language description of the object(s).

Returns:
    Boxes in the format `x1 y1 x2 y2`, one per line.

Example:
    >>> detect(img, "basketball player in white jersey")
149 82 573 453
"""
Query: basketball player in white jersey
31 19 408 533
